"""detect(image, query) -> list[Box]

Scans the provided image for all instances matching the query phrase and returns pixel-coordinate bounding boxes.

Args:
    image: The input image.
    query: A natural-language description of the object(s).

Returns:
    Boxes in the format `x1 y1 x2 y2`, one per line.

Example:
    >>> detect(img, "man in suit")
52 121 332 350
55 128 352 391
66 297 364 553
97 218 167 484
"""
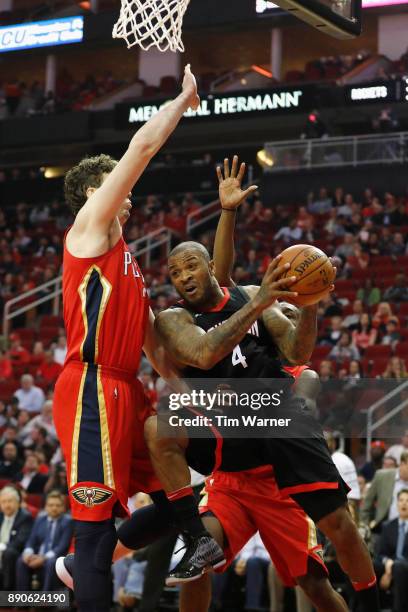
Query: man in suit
361 451 408 531
0 442 23 480
0 485 33 589
16 454 48 494
16 490 72 590
374 489 408 612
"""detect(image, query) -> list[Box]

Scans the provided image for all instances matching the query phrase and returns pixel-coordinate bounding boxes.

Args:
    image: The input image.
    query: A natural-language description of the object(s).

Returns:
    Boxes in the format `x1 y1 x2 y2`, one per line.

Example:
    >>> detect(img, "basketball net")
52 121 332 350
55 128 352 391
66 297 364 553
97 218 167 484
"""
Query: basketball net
112 0 190 52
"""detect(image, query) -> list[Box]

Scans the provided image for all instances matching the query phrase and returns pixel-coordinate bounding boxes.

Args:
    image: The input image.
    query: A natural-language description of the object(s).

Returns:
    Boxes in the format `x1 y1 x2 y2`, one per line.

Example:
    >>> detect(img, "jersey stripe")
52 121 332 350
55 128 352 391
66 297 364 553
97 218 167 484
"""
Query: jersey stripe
78 265 112 363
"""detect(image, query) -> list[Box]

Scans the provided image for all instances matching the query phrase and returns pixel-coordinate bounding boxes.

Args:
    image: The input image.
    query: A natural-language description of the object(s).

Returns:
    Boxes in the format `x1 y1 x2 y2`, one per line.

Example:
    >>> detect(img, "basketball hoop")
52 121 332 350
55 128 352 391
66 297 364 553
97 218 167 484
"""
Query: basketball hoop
112 0 190 52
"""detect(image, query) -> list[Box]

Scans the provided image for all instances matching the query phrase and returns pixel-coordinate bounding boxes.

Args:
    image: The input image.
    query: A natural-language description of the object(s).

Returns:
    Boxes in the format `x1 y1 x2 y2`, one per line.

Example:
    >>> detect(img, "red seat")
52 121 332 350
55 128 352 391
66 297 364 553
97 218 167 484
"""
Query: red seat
40 315 62 328
26 494 44 509
0 381 18 400
14 328 35 345
398 303 408 317
364 345 392 359
312 345 332 359
395 342 408 357
361 357 389 377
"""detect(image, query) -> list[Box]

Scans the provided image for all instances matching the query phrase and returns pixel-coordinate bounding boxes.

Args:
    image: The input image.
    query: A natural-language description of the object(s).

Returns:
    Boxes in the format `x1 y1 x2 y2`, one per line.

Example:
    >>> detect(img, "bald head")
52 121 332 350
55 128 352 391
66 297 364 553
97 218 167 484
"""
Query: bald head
169 241 210 263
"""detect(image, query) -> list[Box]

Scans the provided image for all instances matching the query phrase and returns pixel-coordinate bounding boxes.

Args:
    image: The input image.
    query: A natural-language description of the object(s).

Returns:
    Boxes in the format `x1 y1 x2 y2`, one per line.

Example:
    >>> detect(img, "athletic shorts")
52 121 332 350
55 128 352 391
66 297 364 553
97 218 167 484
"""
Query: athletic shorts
262 398 350 522
53 361 160 521
199 467 327 587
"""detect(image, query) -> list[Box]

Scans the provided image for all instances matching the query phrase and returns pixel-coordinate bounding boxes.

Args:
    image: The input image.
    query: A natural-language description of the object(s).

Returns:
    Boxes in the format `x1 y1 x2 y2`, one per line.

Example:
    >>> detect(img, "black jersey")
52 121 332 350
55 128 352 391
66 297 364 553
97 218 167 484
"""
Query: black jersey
173 286 291 381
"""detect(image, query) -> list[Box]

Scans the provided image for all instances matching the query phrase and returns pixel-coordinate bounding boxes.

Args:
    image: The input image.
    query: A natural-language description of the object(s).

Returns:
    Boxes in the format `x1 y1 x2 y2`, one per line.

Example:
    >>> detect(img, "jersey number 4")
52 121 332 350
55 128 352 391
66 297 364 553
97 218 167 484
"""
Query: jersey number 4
232 344 248 368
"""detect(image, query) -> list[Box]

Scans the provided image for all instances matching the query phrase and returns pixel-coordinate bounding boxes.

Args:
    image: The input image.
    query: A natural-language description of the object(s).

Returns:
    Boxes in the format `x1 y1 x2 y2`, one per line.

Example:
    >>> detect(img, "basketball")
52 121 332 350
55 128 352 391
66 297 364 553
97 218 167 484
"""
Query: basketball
279 244 335 307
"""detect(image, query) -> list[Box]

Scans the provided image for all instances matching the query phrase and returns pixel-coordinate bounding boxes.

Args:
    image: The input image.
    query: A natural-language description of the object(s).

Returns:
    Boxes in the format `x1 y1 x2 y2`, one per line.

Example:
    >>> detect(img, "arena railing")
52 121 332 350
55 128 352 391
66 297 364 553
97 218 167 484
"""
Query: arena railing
2 227 174 341
365 379 408 460
263 131 408 172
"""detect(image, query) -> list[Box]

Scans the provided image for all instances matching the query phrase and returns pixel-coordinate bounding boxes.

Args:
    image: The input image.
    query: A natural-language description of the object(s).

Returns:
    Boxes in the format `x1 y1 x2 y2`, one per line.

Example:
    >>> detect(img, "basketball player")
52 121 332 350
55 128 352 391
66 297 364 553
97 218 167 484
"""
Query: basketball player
52 65 201 612
144 164 379 612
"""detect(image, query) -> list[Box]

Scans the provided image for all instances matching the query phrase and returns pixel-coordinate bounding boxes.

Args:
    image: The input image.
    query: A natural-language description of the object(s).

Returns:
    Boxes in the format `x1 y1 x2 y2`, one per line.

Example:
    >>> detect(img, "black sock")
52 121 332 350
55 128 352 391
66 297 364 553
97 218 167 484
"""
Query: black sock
74 518 117 612
167 487 207 537
118 491 176 549
354 581 380 612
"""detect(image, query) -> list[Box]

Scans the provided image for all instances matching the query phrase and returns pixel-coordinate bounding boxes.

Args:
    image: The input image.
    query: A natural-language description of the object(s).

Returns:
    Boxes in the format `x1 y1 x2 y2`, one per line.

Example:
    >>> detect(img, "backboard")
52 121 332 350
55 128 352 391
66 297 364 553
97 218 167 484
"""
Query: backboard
275 0 362 38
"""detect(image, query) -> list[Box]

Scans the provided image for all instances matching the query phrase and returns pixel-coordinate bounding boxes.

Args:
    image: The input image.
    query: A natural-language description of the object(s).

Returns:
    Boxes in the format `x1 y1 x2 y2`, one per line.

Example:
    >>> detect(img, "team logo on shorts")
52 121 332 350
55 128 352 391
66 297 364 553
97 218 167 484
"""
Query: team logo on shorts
71 486 113 507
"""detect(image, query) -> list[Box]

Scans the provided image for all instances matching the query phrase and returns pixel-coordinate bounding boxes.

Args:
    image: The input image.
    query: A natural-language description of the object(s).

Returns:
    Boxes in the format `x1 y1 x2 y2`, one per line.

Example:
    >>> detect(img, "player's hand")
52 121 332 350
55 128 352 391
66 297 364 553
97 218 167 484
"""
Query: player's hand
234 558 247 576
217 156 258 211
182 64 200 111
254 256 298 310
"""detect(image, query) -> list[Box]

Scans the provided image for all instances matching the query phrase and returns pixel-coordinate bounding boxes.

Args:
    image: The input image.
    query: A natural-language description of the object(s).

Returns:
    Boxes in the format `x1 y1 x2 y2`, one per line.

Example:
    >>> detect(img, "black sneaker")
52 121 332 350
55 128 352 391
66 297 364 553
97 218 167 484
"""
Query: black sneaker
55 553 74 590
166 534 225 586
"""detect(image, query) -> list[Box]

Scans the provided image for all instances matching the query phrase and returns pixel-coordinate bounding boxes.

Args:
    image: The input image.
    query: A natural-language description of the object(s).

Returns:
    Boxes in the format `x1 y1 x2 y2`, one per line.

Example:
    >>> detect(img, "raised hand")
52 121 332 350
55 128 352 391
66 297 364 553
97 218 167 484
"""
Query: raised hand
255 256 298 309
217 155 258 211
182 64 200 110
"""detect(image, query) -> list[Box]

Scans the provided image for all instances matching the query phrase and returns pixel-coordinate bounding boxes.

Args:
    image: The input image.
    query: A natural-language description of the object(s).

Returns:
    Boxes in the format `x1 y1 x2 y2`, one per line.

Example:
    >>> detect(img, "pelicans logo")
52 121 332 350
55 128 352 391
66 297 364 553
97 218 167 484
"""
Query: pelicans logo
71 486 113 507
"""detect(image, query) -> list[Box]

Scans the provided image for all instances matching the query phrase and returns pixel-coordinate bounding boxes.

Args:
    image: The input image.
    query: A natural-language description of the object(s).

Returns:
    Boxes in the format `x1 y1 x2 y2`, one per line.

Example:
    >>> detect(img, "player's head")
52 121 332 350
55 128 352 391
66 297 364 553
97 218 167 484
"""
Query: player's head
279 301 300 324
64 154 118 216
168 241 217 306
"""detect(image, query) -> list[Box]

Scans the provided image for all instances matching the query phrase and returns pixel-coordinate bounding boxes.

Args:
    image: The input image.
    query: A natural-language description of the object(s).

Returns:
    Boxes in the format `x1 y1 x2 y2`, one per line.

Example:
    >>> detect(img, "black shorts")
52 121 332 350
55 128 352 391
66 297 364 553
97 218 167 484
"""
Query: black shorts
262 398 349 523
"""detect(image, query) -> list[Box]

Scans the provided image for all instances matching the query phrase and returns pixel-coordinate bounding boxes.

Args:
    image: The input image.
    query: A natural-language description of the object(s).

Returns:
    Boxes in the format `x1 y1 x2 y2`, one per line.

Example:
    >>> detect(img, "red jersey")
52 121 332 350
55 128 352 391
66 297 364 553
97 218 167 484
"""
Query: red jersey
62 235 149 373
283 364 310 379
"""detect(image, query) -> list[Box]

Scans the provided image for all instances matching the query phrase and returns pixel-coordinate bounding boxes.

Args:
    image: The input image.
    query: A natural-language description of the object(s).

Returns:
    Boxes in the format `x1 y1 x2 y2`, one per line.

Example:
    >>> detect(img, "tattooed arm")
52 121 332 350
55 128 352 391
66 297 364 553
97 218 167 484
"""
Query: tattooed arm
241 285 318 365
155 258 298 370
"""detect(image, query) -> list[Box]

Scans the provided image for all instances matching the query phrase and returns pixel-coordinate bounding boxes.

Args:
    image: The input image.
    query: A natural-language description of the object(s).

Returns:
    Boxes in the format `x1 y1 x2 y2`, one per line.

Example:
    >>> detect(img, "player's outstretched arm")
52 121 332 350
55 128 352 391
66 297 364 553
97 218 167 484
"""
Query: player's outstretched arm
213 156 257 287
77 65 199 233
155 258 298 370
143 308 182 381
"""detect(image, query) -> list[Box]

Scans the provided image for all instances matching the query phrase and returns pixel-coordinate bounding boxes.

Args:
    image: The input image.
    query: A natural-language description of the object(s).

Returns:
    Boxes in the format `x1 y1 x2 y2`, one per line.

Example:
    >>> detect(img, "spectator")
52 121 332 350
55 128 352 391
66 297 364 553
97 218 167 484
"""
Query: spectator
348 360 363 379
384 456 398 469
31 342 45 365
8 335 30 367
337 193 355 218
23 427 55 464
390 233 406 257
234 532 271 611
0 486 33 590
301 110 328 139
273 219 302 244
387 431 408 466
0 351 12 381
334 233 356 260
361 451 408 530
326 432 361 519
0 426 24 461
325 208 346 237
372 302 399 334
383 274 408 303
318 360 335 382
14 375 45 414
16 491 73 591
374 489 408 611
352 313 377 350
343 300 364 329
360 440 386 482
346 245 369 272
372 106 399 132
329 331 360 362
16 455 48 494
381 320 401 347
320 315 344 346
0 401 8 429
0 442 23 480
43 462 68 496
36 351 62 386
53 336 67 366
307 187 332 215
19 400 56 443
357 278 381 308
382 357 408 380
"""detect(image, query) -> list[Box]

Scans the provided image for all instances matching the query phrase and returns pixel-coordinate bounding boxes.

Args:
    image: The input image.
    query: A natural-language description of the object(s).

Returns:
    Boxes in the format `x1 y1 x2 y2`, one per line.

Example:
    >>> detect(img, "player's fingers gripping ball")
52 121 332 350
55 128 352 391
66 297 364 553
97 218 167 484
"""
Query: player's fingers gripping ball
279 244 336 306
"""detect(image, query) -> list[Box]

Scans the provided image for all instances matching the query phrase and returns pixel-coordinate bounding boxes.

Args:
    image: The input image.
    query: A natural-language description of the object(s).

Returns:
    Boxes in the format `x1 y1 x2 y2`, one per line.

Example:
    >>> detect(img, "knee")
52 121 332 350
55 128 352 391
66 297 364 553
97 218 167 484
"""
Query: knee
144 415 157 448
318 505 353 538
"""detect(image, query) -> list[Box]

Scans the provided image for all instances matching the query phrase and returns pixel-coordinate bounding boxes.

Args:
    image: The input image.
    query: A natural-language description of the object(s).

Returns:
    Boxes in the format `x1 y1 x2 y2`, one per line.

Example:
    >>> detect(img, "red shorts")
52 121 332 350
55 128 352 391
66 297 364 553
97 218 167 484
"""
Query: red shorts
199 467 327 587
53 361 160 521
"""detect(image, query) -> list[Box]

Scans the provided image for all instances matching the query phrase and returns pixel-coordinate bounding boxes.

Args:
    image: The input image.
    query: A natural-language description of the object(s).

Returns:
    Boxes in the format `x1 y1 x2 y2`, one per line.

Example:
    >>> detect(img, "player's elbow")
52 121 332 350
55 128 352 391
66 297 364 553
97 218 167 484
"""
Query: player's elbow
286 350 311 366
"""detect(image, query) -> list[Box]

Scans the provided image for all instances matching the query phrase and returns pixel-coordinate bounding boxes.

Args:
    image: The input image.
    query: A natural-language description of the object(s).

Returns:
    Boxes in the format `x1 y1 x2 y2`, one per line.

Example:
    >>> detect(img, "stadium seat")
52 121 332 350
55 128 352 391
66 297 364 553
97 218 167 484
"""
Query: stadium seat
395 342 408 357
40 315 63 328
398 303 408 317
361 358 389 377
0 381 18 400
312 346 332 359
364 345 392 359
